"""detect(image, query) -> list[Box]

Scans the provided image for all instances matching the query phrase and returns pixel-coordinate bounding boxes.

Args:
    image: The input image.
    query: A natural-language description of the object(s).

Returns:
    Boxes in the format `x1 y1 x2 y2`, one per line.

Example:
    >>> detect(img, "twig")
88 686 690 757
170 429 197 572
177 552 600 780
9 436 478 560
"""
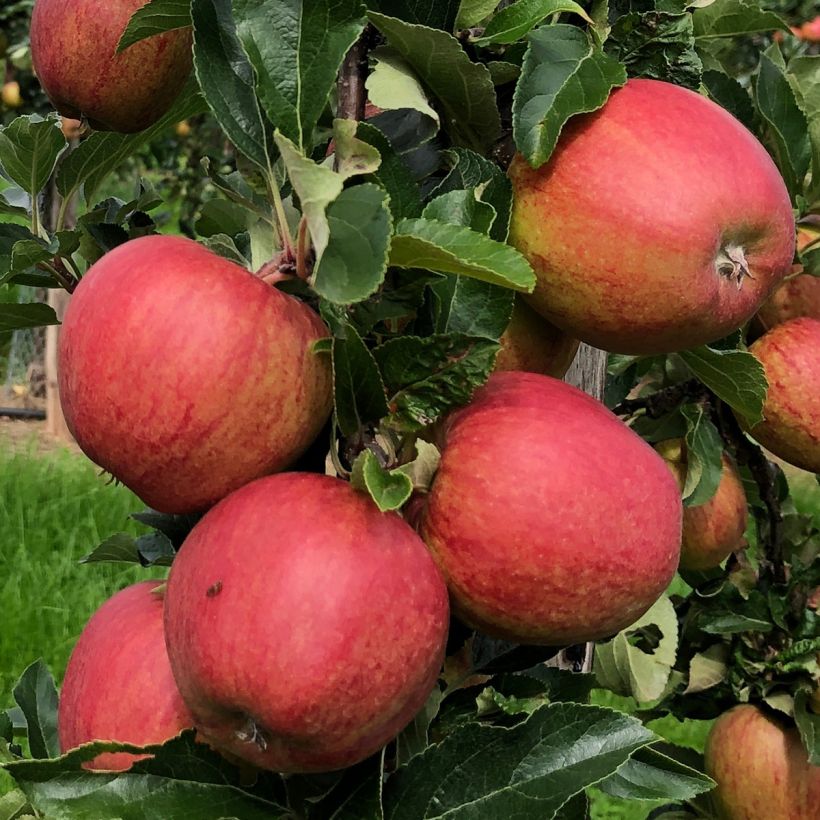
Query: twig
612 379 709 419
336 27 373 123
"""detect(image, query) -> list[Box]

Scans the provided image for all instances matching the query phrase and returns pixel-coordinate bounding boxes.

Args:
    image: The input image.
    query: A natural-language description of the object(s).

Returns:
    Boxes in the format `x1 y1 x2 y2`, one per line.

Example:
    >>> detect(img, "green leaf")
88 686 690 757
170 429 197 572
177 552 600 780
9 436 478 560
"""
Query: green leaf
475 0 593 45
753 52 812 200
367 48 441 126
794 690 820 765
233 0 366 151
57 80 207 204
333 119 383 180
390 218 535 291
423 190 496 235
191 0 271 170
368 12 502 152
332 325 389 437
594 595 679 704
12 661 59 760
80 532 176 567
396 688 443 766
0 185 30 219
0 303 60 333
200 233 251 266
374 333 499 431
310 752 386 820
605 12 702 90
313 184 392 304
195 199 253 238
118 0 192 51
351 449 414 512
0 788 28 819
381 703 656 819
7 238 58 281
432 276 514 339
0 115 65 197
701 69 757 132
684 644 729 694
679 345 767 427
512 24 627 168
787 55 820 203
681 403 723 507
692 0 789 39
0 223 35 279
368 0 460 32
456 0 500 28
700 612 772 634
597 745 714 801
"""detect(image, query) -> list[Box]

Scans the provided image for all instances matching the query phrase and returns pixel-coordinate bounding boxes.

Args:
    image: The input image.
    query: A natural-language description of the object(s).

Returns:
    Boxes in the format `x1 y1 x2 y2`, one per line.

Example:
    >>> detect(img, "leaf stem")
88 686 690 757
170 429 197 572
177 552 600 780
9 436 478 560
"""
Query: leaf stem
295 217 309 281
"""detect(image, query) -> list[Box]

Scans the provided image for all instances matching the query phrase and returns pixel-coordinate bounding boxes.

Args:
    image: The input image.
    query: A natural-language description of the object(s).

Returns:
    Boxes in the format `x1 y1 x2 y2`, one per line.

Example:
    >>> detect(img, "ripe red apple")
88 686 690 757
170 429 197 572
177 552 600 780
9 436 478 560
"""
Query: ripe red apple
59 235 332 514
705 705 820 819
657 439 748 571
742 317 820 473
30 0 193 133
495 297 579 378
60 581 193 771
509 79 794 354
164 473 449 774
418 372 682 645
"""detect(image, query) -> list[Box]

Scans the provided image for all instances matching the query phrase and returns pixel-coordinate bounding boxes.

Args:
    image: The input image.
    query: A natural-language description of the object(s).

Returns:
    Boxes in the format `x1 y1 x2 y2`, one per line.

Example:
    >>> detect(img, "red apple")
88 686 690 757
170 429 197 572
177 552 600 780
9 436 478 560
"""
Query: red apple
495 297 580 378
59 581 193 771
705 705 820 819
799 16 820 42
756 274 820 332
164 473 449 774
418 371 682 645
509 79 795 354
59 235 332 514
657 439 748 571
30 0 193 133
742 317 820 473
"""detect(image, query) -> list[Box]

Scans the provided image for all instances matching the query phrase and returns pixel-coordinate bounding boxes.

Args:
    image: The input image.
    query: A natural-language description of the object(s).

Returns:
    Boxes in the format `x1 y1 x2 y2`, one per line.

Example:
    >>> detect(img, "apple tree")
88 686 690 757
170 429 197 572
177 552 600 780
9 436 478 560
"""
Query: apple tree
0 0 818 818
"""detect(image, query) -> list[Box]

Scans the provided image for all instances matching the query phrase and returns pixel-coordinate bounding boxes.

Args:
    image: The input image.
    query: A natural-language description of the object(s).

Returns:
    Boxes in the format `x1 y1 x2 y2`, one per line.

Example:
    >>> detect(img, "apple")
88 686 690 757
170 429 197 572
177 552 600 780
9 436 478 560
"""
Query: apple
174 120 192 138
799 16 820 41
418 371 682 645
705 705 820 819
509 79 794 355
164 473 449 774
59 581 193 771
656 439 747 571
495 297 580 378
59 235 332 514
1 81 22 108
60 116 83 141
30 0 193 133
742 317 820 473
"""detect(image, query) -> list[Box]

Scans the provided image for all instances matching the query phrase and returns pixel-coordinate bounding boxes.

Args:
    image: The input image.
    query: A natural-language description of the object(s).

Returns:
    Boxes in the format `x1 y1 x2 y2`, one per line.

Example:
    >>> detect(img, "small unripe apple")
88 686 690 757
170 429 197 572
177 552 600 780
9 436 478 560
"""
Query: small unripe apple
59 235 332 513
1 81 22 108
31 0 193 132
174 120 192 138
705 705 820 819
509 79 794 354
419 372 682 645
742 317 820 473
59 582 193 771
59 116 83 140
495 297 579 378
656 439 747 571
164 473 449 773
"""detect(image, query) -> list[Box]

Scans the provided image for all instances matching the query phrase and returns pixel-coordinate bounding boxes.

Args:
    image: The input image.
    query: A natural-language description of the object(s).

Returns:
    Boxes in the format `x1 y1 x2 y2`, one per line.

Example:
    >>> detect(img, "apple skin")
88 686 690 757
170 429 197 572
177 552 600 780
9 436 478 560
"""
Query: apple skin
59 581 193 771
418 371 682 645
756 274 820 332
705 705 820 819
742 318 820 473
30 0 193 133
58 235 332 514
164 473 450 774
509 79 795 355
656 439 747 571
495 297 580 378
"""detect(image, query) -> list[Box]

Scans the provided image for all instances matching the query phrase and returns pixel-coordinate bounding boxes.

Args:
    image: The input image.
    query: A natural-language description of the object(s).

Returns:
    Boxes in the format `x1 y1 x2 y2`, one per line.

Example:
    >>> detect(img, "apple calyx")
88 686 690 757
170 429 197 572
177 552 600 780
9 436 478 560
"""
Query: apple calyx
235 716 269 752
715 243 753 290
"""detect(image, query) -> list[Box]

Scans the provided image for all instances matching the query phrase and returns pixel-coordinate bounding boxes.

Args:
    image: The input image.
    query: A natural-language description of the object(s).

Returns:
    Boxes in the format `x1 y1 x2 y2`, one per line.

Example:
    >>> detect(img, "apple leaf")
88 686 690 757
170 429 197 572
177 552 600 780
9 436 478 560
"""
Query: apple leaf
753 52 812 201
351 449 414 512
190 0 271 170
381 703 656 819
313 184 393 305
0 114 65 198
80 532 176 567
0 224 36 282
794 690 820 765
512 24 626 168
692 0 789 39
332 325 389 438
432 276 514 339
594 595 679 704
368 48 441 128
597 744 714 801
308 751 386 820
423 190 497 236
604 12 702 90
787 55 820 204
701 69 757 132
11 661 59 760
390 218 535 291
470 637 561 675
368 12 501 152
57 79 208 205
0 303 59 334
118 0 192 52
457 0 500 27
374 333 499 431
233 0 366 151
681 403 724 507
684 644 730 694
474 0 593 45
367 0 460 32
0 185 30 219
678 345 767 427
396 689 444 767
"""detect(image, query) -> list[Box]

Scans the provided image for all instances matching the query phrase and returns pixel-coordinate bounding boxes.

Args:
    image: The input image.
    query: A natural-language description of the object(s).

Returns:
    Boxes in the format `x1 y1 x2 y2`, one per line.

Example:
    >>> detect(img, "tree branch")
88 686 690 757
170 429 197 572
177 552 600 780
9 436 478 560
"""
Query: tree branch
336 27 373 122
612 379 709 419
